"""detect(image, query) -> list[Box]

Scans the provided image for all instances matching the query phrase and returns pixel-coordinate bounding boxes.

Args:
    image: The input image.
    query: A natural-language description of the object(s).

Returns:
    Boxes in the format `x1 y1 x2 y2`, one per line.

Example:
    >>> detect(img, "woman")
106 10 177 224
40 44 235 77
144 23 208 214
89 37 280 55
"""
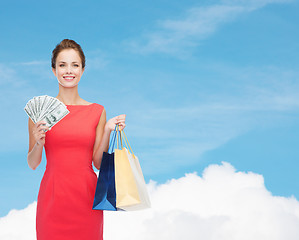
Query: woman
27 39 126 240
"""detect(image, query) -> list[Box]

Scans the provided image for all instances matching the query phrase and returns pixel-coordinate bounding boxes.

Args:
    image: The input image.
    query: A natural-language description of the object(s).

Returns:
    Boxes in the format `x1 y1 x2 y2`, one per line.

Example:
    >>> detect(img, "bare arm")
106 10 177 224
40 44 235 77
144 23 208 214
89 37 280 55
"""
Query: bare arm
27 119 49 170
92 109 110 170
92 108 126 170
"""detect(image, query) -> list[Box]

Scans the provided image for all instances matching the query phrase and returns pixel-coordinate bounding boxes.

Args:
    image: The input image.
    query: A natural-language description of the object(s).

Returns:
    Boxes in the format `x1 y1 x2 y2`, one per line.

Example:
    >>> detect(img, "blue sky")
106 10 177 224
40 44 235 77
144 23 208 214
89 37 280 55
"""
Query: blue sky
0 0 298 217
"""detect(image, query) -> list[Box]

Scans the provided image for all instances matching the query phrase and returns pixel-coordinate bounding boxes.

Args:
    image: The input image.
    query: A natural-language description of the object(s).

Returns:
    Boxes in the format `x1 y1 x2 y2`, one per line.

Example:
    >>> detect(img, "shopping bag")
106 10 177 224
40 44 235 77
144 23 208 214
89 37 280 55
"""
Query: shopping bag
115 129 151 210
119 148 151 211
93 125 151 211
92 130 117 211
114 129 141 208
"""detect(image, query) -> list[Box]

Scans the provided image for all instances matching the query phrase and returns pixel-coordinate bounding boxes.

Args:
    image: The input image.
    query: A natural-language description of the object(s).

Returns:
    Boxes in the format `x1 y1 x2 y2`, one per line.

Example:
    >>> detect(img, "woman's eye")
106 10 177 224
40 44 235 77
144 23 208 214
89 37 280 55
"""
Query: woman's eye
73 64 79 67
59 64 65 67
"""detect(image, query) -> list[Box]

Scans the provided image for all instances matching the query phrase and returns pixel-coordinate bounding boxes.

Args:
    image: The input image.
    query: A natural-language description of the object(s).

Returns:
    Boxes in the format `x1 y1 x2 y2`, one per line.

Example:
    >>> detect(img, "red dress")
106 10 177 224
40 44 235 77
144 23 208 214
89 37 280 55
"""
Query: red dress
36 103 104 240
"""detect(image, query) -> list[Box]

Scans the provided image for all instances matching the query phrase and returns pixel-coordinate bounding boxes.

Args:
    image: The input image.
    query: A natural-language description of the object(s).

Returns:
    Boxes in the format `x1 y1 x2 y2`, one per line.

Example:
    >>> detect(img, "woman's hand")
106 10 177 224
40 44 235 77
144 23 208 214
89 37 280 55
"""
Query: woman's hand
32 121 50 146
105 114 126 132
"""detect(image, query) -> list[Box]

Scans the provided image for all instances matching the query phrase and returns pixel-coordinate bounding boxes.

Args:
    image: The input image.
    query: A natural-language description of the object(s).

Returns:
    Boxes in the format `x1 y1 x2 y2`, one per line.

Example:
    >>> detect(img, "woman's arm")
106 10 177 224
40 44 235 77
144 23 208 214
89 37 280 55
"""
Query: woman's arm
92 108 126 170
27 119 49 170
92 109 110 170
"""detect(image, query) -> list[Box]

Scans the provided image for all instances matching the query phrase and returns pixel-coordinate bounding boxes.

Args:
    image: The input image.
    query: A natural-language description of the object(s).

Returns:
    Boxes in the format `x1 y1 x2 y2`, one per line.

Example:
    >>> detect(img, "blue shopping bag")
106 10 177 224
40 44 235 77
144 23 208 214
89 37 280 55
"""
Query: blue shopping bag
92 129 117 211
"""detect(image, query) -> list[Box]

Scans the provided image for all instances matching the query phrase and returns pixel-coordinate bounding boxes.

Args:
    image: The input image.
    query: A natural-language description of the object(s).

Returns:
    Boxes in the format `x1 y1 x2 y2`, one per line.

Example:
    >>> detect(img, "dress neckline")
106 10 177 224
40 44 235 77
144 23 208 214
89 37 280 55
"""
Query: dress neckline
66 103 96 107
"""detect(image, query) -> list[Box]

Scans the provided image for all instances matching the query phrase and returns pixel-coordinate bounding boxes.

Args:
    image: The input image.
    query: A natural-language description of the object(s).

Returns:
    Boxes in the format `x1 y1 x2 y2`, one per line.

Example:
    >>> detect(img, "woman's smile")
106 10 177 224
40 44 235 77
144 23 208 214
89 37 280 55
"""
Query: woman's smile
63 75 75 81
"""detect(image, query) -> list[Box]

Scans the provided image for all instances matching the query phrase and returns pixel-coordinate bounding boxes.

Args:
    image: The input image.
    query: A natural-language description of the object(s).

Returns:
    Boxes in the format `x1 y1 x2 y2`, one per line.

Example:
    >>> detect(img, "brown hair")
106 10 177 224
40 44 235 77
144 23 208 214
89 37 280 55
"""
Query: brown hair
51 39 86 69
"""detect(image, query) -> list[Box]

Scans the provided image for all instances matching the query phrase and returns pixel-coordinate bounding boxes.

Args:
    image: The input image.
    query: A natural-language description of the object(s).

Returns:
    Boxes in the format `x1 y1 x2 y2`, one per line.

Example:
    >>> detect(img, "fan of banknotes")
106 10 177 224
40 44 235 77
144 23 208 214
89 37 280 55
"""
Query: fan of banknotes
24 95 70 131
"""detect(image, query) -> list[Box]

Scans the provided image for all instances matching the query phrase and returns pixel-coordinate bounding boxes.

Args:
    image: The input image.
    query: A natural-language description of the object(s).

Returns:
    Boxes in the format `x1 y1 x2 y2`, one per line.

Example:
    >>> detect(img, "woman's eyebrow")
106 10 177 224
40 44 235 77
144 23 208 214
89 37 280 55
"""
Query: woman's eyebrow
58 61 79 63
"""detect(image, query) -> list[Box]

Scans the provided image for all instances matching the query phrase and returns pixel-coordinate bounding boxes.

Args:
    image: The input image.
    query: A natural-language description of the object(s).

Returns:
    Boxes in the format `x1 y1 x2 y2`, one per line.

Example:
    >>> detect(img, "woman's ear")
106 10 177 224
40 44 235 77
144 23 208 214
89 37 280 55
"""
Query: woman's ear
52 67 57 77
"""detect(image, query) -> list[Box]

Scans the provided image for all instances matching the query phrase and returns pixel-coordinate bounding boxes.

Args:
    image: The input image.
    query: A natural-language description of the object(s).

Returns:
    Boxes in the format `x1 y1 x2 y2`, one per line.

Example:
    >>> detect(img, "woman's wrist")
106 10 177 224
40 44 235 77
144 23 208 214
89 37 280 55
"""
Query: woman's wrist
35 141 43 148
104 124 113 134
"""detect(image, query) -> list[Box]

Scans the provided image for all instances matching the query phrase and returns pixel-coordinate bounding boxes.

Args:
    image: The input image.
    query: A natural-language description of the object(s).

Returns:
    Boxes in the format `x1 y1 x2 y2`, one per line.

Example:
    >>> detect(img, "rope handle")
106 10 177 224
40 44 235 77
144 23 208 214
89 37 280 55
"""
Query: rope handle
108 125 117 153
115 125 135 156
121 130 135 157
116 125 123 150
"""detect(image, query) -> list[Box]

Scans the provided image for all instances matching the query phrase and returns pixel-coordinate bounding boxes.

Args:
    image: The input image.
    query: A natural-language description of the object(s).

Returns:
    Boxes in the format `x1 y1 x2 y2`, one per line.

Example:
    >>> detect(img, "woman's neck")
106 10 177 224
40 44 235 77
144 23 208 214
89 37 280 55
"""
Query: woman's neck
56 85 82 105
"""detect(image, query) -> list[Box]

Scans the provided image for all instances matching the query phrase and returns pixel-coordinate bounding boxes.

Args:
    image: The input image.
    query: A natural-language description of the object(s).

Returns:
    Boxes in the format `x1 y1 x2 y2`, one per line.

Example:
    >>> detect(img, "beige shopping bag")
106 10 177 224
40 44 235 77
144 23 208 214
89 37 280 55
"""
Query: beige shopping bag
114 129 141 208
117 130 151 211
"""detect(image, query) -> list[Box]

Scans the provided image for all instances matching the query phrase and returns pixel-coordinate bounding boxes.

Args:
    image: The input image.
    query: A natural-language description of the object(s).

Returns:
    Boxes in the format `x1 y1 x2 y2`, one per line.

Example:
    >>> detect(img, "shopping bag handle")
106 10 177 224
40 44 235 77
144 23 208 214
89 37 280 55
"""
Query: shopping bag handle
116 125 122 150
108 125 118 154
122 130 135 156
117 127 135 157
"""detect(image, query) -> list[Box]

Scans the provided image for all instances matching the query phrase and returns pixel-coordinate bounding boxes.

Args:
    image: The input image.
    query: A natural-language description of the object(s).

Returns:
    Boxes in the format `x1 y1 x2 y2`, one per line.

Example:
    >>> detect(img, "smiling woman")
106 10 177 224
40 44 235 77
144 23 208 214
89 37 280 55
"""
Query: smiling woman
26 39 126 240
51 40 85 88
52 48 84 87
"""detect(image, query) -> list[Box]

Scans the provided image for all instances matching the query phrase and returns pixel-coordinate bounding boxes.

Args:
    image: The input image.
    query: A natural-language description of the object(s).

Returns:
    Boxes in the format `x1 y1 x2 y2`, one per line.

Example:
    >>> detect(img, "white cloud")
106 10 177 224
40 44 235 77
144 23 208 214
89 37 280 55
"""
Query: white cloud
17 60 49 66
86 56 109 70
221 0 293 10
85 49 110 70
0 202 36 240
1 162 299 240
0 63 20 86
128 0 293 55
100 162 299 239
0 61 55 151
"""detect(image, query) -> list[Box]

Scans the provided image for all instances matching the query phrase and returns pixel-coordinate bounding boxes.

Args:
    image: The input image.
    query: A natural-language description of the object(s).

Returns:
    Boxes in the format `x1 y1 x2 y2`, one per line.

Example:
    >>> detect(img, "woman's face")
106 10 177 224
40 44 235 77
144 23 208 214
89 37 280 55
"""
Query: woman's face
52 49 84 88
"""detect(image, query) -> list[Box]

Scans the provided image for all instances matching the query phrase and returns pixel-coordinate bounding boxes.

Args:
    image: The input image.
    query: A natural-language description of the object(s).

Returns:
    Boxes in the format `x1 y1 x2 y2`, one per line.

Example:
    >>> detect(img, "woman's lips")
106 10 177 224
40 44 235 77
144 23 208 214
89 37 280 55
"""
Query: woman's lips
63 76 75 81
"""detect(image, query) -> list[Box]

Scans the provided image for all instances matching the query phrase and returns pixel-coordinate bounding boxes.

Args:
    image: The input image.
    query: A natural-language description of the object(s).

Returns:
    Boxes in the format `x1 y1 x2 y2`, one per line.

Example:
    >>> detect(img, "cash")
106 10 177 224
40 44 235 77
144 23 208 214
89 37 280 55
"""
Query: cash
24 95 70 131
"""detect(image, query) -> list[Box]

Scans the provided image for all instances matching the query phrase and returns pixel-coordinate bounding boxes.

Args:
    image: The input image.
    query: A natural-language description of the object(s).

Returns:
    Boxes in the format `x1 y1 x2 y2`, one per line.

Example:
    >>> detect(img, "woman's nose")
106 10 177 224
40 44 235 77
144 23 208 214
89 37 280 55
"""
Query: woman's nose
66 65 72 73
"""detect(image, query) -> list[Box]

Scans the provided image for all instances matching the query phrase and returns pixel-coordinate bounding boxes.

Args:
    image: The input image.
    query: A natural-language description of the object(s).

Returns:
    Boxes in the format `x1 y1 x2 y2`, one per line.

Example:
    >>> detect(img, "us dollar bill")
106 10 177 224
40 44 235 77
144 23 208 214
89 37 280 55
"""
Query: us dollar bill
41 103 70 130
24 95 70 130
42 103 69 130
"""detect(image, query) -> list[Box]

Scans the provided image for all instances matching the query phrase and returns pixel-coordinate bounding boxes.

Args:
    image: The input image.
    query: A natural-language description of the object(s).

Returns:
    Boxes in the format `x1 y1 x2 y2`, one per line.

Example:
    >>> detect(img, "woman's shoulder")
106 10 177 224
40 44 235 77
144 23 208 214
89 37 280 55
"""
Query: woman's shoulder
80 99 104 109
91 103 105 123
90 102 105 114
91 102 104 108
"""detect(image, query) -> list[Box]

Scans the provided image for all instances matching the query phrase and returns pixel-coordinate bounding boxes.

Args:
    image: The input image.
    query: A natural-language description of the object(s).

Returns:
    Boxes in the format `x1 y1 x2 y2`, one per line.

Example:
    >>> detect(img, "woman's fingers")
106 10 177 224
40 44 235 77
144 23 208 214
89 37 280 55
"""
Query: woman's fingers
116 115 126 122
115 114 126 130
36 120 46 127
38 125 49 132
116 114 126 121
32 121 49 145
34 129 46 137
106 114 126 131
35 121 49 132
117 122 126 130
116 121 125 126
113 115 126 126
